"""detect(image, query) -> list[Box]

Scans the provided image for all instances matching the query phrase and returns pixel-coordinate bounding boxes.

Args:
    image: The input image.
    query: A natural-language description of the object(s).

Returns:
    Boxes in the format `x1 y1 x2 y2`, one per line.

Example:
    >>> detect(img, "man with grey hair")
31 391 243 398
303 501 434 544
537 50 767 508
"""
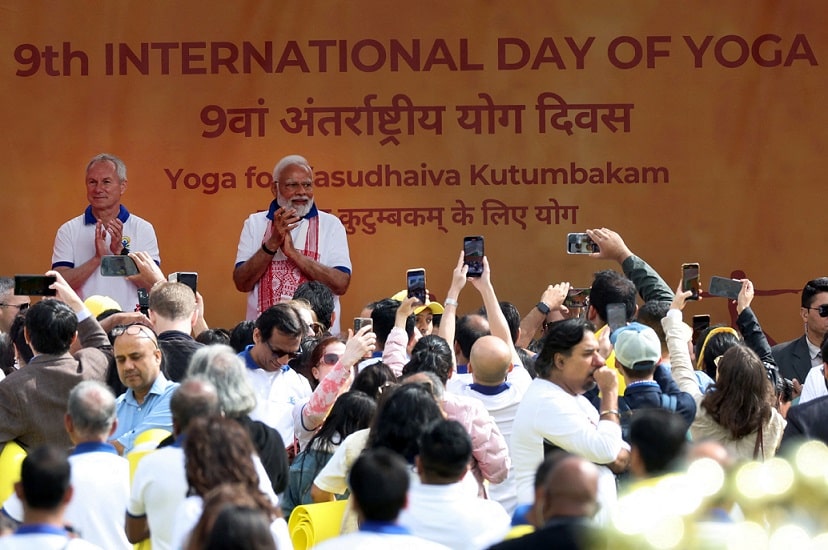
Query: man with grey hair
0 277 29 334
186 344 289 493
233 154 351 333
2 380 131 549
52 153 160 312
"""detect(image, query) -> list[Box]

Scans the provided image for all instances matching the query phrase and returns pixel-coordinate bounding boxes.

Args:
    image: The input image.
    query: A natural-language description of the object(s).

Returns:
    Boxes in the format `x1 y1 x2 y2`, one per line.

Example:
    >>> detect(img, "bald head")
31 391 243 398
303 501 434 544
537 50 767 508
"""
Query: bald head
170 377 221 435
469 335 512 386
537 455 599 522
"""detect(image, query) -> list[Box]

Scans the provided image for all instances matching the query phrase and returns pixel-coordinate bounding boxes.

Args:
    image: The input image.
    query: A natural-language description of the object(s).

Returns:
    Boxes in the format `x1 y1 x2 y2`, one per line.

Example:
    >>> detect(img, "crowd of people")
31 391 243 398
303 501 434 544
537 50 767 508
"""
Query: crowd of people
1 153 828 548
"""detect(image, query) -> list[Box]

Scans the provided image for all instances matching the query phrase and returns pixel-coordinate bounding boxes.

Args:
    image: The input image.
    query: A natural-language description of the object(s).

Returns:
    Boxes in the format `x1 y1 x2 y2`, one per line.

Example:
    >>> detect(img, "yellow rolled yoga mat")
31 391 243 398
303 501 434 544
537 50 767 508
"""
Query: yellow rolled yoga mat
0 442 26 503
288 499 349 549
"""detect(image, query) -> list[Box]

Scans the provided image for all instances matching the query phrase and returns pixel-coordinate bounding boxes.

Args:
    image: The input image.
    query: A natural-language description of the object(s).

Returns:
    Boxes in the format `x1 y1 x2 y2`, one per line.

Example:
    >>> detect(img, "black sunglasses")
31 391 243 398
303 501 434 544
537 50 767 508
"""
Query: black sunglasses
806 305 828 318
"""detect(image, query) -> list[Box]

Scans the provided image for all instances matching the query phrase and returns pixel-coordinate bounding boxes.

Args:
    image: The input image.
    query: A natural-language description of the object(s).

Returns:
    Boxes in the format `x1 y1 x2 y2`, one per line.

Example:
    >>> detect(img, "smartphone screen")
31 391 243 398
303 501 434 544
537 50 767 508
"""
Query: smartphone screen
566 233 599 254
169 272 198 294
463 236 484 278
564 288 590 308
14 275 57 296
354 317 373 332
406 268 427 304
692 314 711 345
606 303 627 332
137 288 150 315
101 255 139 277
708 276 741 300
682 263 700 300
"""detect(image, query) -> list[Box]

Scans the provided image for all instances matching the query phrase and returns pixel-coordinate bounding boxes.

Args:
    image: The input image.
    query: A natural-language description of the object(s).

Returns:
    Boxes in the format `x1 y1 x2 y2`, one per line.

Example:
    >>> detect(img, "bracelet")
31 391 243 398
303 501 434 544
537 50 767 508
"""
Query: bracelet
261 243 277 256
444 298 459 307
599 409 620 418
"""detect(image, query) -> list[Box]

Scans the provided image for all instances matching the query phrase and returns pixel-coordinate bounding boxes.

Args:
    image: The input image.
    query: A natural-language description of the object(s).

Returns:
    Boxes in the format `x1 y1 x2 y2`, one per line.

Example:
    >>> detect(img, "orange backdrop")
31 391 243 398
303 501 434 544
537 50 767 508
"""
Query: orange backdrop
0 1 824 342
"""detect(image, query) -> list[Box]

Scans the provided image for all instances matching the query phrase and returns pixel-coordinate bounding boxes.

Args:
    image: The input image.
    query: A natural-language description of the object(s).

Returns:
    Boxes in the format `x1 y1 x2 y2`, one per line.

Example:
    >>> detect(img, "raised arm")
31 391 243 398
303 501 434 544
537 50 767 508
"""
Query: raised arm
661 285 702 399
438 251 469 369
586 227 674 303
469 256 521 366
517 283 571 349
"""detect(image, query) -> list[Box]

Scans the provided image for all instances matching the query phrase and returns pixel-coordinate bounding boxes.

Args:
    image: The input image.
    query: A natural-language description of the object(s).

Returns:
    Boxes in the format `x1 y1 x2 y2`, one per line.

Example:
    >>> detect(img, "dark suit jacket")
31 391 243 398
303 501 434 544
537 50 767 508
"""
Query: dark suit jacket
0 316 111 452
780 394 828 451
772 335 812 384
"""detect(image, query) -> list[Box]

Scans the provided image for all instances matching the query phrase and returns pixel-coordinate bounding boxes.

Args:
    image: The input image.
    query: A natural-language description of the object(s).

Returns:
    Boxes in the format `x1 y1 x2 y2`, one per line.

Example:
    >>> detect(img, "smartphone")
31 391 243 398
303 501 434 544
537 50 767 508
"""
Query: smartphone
354 317 373 333
606 303 627 332
681 263 700 300
463 236 485 278
564 287 590 308
101 255 139 277
169 272 198 294
708 276 742 300
14 275 57 296
137 288 149 316
692 314 711 345
406 268 427 304
566 233 599 254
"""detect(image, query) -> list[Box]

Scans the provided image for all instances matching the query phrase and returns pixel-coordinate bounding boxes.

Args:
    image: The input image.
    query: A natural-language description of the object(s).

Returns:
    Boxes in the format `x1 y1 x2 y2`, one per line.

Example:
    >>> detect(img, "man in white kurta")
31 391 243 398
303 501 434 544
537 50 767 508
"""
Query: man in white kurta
233 154 351 335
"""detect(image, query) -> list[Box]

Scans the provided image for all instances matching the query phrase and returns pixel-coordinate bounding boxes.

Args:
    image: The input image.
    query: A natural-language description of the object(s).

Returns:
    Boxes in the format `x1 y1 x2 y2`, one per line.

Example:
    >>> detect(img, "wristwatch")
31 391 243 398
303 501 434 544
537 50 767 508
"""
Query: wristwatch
535 302 551 315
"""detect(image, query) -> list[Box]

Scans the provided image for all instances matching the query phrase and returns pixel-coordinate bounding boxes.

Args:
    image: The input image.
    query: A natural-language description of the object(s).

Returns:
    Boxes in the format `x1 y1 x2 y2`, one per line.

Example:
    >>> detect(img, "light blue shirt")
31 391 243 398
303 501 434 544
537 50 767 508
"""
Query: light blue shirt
112 373 178 454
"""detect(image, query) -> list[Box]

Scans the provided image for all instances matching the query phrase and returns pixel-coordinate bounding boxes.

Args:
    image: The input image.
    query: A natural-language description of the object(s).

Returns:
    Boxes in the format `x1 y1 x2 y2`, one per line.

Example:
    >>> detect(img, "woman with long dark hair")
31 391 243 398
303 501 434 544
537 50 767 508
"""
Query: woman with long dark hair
664 286 785 460
281 390 376 518
169 416 291 550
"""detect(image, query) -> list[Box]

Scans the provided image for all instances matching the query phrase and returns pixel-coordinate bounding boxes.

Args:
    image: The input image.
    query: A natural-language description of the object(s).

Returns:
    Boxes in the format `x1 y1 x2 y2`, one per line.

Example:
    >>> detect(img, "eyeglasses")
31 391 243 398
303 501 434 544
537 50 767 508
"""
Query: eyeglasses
308 322 326 335
280 180 313 192
0 303 28 312
264 341 301 360
321 353 341 366
806 304 828 318
111 323 159 349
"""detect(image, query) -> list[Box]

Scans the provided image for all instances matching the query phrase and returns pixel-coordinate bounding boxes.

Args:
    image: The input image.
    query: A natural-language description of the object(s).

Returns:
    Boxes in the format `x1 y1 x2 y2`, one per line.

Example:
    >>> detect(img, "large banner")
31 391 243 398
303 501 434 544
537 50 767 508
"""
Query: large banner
1 1 823 341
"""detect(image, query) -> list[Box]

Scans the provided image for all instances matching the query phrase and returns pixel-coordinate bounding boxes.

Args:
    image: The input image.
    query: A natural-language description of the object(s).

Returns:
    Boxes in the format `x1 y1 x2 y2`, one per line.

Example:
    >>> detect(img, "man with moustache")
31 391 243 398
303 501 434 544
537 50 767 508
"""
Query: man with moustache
52 153 161 312
510 318 629 526
233 155 351 334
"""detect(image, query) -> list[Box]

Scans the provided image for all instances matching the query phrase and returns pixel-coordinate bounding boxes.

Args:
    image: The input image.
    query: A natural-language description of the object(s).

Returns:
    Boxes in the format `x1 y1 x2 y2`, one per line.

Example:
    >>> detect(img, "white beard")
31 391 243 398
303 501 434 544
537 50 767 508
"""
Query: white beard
277 191 314 218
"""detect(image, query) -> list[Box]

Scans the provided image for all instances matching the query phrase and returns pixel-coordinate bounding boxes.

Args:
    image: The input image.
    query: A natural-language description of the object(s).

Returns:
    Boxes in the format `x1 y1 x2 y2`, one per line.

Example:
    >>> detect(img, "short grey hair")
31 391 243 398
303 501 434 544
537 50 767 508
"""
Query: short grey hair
86 153 127 182
67 380 117 437
186 344 257 417
272 154 311 182
0 277 13 298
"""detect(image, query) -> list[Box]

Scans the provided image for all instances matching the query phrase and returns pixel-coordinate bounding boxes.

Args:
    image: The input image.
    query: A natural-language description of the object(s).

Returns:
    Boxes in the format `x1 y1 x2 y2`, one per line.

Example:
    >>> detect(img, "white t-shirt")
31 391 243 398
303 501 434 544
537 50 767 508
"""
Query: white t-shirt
398 481 511 550
511 377 625 525
314 530 449 550
3 443 130 549
799 365 828 404
245 365 313 445
52 206 160 312
127 446 188 550
168 455 282 550
0 530 101 550
458 382 525 514
234 205 351 335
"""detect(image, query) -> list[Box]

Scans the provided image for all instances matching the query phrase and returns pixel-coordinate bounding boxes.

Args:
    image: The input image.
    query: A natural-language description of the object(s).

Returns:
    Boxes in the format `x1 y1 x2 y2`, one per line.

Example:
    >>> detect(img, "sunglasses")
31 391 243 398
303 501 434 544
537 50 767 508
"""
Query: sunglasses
321 353 341 366
807 304 828 318
111 323 159 348
265 342 301 360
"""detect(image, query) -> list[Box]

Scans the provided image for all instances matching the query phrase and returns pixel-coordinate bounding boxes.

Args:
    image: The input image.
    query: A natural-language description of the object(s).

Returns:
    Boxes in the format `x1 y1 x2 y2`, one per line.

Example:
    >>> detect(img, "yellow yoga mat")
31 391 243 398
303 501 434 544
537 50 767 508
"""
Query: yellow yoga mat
0 441 26 504
288 499 348 549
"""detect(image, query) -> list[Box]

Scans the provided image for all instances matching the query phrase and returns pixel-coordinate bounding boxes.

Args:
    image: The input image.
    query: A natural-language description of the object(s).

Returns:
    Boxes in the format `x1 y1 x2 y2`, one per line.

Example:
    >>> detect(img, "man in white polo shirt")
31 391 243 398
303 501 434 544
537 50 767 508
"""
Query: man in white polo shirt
52 153 160 312
233 154 351 335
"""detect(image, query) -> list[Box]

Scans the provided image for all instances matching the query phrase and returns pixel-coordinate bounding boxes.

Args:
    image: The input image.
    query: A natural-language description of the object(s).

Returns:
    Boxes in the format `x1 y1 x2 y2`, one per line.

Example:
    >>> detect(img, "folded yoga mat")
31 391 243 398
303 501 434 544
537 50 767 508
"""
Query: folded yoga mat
288 499 349 549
